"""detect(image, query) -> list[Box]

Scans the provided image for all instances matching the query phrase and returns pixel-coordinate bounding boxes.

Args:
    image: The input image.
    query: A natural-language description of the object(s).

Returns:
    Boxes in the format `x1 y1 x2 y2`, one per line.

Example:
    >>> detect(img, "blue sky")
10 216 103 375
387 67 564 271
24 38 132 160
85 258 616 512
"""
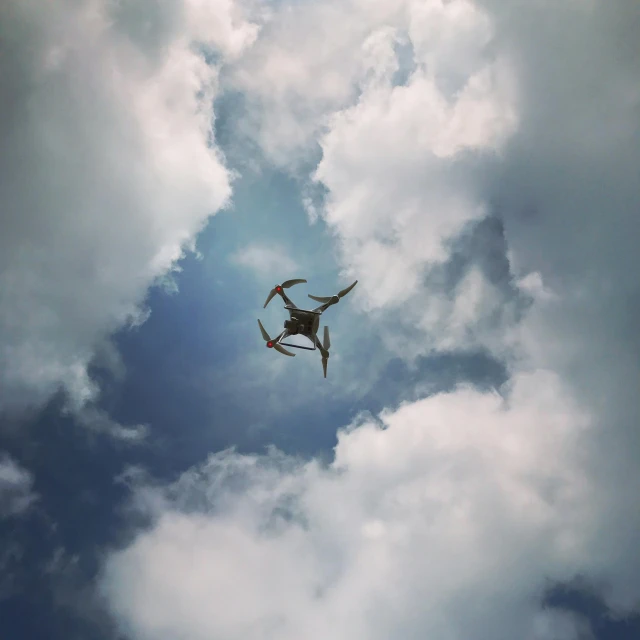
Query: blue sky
1 1 639 639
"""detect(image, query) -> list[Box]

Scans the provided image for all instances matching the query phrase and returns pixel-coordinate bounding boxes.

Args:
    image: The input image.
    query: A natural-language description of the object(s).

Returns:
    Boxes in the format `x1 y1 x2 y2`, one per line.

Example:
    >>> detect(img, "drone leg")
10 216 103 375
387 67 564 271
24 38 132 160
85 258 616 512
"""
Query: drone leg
312 333 329 378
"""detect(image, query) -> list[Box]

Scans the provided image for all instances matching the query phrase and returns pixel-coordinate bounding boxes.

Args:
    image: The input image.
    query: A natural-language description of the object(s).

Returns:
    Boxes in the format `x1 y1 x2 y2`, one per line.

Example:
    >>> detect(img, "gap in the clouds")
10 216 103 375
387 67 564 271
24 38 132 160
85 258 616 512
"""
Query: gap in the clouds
544 579 640 640
98 166 512 467
0 188 512 640
76 145 516 468
0 165 357 639
0 147 512 640
392 34 417 89
0 396 135 640
0 394 137 554
104 166 348 466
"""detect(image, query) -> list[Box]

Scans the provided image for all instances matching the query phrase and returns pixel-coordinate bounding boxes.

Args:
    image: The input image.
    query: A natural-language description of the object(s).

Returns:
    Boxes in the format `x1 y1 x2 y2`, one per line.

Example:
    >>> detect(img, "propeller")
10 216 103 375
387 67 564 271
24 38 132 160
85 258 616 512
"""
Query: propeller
308 280 358 304
321 325 330 378
263 279 307 308
257 319 295 357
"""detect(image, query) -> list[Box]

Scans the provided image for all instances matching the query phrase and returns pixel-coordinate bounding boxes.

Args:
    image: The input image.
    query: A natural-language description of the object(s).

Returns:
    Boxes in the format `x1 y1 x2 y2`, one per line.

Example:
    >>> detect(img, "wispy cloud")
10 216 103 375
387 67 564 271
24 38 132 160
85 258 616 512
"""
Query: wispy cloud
231 243 299 277
71 407 149 444
0 454 36 517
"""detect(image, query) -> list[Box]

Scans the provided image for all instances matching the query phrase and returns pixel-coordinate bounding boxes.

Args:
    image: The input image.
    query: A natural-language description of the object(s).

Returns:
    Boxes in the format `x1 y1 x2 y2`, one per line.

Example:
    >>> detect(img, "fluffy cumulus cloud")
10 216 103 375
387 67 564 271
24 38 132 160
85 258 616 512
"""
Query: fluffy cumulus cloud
99 0 640 637
0 454 36 517
0 0 257 414
229 0 640 358
102 370 598 640
227 0 522 355
227 0 403 165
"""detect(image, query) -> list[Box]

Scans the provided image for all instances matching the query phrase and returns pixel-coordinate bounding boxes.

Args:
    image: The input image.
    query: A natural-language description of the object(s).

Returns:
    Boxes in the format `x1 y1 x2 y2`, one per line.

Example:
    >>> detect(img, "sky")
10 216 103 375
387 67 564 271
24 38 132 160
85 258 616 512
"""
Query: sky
0 0 639 639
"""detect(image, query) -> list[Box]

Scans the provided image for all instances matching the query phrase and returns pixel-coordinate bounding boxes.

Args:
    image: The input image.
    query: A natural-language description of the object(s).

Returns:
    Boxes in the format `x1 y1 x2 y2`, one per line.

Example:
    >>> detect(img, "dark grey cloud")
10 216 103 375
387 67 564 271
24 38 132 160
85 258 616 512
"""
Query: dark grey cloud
478 0 640 610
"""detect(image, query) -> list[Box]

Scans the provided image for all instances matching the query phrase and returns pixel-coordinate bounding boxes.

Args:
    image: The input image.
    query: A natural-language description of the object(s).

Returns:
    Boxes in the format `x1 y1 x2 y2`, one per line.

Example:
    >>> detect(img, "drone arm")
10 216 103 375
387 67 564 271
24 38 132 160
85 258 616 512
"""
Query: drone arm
264 279 307 309
308 280 358 313
310 297 339 314
279 290 297 308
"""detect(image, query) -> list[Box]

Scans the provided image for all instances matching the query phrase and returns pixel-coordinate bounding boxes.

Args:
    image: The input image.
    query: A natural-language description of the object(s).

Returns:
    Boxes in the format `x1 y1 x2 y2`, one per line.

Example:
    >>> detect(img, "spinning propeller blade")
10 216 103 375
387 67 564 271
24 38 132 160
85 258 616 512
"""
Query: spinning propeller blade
322 356 328 378
263 279 307 308
257 319 271 341
338 280 358 298
281 279 307 288
274 344 295 357
257 319 296 357
263 290 278 308
308 280 358 305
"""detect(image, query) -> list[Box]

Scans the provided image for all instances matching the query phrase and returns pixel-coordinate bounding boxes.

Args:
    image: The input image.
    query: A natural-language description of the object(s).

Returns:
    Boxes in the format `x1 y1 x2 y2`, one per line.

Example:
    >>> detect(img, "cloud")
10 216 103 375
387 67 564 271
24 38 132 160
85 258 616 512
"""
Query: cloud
100 0 640 637
481 0 640 610
0 454 36 517
226 0 520 358
0 0 257 415
71 407 150 443
227 0 639 363
226 0 403 166
226 0 640 519
101 369 599 640
231 243 299 278
306 3 516 336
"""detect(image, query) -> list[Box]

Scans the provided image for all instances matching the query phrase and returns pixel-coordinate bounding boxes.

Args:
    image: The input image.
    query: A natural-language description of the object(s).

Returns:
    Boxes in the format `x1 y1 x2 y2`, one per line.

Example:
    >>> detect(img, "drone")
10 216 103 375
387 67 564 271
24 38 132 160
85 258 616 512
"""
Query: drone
258 279 358 378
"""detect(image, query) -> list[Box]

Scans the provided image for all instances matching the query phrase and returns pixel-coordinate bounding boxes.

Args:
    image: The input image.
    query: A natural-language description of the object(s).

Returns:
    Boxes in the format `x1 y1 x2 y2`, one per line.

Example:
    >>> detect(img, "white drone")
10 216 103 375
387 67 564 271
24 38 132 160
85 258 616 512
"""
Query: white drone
258 279 358 378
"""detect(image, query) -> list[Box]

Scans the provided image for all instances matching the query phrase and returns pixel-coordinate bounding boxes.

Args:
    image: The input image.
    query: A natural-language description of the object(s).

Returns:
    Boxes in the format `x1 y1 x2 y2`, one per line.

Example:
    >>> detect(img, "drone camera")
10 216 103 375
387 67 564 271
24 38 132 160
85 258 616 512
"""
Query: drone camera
284 319 299 334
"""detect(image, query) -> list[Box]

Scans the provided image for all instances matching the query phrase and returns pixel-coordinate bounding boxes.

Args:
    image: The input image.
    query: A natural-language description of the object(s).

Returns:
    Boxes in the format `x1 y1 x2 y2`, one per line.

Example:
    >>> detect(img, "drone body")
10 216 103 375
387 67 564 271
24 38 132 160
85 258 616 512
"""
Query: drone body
258 279 358 378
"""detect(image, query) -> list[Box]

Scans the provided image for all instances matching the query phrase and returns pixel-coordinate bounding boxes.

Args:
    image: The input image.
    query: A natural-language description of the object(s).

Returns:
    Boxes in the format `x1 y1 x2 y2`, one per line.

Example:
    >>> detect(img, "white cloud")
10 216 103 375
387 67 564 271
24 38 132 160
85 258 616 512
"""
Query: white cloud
226 0 406 166
231 243 299 278
225 0 519 354
516 272 556 302
0 454 36 517
102 370 598 640
0 0 257 414
310 2 516 326
72 406 150 443
226 0 640 391
100 0 640 637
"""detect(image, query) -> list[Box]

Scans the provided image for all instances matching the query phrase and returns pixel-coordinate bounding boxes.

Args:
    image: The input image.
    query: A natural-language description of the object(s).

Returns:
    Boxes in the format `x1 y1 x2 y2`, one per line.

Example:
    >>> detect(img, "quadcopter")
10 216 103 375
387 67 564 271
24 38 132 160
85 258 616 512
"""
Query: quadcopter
258 279 358 378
